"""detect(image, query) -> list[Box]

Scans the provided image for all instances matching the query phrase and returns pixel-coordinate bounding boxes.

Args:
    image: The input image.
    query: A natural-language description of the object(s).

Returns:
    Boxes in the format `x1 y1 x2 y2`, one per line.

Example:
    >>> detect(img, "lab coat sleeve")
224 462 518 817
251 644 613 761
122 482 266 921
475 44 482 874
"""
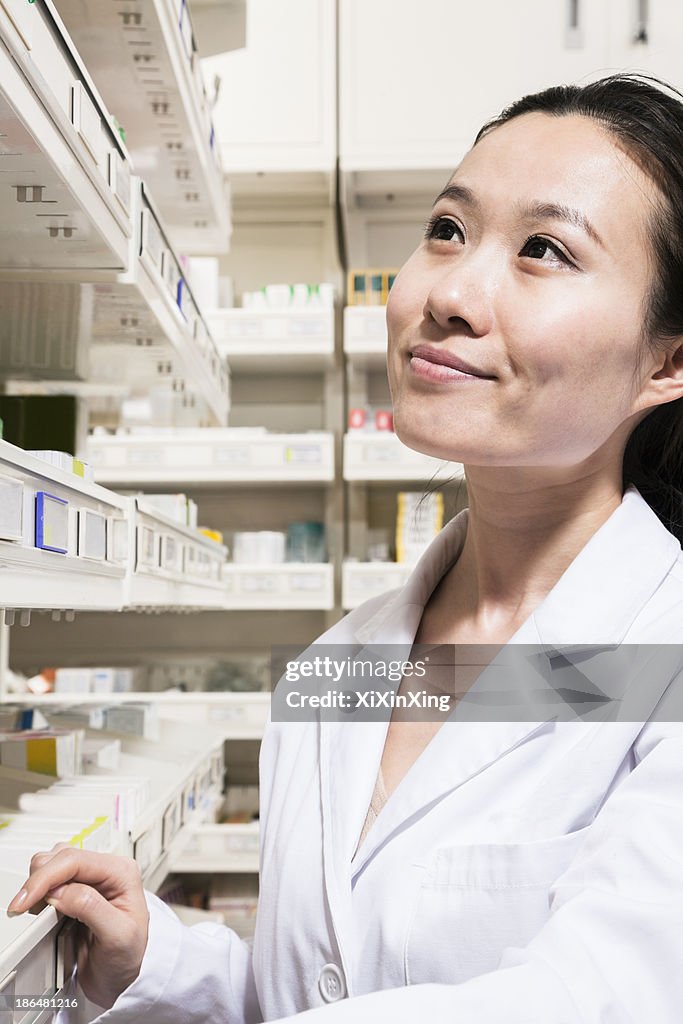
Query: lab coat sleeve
55 889 262 1024
275 725 683 1024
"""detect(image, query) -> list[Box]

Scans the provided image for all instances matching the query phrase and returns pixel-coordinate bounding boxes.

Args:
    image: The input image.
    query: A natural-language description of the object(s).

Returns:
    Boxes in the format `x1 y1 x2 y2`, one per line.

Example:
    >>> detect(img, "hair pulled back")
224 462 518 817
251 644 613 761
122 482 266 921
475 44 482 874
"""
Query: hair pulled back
475 73 683 541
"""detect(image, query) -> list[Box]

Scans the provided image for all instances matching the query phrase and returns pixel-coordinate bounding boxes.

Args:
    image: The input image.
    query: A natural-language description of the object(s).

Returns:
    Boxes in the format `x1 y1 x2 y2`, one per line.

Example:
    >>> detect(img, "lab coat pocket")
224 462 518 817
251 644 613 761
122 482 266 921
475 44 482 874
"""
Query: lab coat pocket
404 827 590 986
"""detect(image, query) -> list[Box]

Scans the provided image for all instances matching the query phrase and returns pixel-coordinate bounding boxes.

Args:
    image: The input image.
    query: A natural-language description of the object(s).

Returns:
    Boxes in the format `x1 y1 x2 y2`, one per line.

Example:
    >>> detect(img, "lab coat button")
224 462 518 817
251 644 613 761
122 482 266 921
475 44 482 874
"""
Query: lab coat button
318 963 346 1002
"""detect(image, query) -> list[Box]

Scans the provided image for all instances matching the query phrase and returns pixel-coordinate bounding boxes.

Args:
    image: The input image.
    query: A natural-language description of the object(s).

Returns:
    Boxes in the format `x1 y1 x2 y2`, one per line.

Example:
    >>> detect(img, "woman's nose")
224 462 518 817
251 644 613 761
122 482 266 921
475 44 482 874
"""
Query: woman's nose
423 258 494 337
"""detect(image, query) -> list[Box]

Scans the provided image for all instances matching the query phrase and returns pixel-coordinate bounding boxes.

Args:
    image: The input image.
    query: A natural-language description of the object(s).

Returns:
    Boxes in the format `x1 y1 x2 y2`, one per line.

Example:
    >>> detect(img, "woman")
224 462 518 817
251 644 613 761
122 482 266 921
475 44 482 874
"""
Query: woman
9 73 683 1023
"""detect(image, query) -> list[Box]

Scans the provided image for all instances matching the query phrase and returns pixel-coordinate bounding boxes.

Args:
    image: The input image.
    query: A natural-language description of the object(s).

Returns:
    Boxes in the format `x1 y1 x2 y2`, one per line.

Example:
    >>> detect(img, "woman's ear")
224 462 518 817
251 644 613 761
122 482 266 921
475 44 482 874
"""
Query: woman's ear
641 339 683 409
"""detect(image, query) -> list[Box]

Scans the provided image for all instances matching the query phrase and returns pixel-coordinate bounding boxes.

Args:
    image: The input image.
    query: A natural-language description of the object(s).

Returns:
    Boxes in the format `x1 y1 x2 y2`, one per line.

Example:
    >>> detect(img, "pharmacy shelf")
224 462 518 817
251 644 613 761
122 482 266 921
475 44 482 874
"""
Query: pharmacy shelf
0 439 131 613
55 0 231 255
207 307 336 372
0 183 229 424
342 561 413 610
343 305 388 369
343 432 464 483
6 693 271 740
0 441 240 614
87 430 336 486
167 821 259 873
128 497 228 610
88 182 230 425
0 720 226 991
0 0 132 275
224 563 334 610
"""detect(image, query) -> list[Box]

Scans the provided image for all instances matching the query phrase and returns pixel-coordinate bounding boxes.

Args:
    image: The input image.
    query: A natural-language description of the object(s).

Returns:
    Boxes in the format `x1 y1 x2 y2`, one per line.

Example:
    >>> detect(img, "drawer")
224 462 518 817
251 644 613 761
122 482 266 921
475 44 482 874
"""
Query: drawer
168 824 260 874
0 914 59 1024
133 818 162 876
162 795 182 850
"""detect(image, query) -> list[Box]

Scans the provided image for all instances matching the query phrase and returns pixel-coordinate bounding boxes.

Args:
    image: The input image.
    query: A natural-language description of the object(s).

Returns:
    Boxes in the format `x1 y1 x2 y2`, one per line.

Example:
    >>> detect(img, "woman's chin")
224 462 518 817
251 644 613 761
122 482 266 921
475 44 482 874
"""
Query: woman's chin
393 424 468 464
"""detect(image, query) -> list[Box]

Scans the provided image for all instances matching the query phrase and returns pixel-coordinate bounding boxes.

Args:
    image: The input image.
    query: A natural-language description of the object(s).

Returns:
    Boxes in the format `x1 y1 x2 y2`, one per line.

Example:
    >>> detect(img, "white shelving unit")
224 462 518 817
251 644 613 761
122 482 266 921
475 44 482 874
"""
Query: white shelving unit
54 0 232 254
344 431 463 483
341 561 413 610
224 563 334 610
0 0 133 275
207 307 335 372
87 430 336 486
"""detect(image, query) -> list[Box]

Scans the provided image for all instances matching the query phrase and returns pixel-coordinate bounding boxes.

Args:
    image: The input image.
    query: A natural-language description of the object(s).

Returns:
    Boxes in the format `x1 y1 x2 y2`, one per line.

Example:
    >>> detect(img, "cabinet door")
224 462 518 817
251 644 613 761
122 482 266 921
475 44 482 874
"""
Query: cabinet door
203 0 336 174
606 0 683 93
340 0 611 171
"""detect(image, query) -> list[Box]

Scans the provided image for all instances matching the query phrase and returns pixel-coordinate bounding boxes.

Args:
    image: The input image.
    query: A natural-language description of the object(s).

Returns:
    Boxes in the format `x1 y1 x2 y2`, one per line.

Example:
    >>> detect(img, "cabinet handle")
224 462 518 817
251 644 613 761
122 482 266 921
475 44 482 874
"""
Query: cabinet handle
565 0 583 48
634 0 649 43
568 0 580 30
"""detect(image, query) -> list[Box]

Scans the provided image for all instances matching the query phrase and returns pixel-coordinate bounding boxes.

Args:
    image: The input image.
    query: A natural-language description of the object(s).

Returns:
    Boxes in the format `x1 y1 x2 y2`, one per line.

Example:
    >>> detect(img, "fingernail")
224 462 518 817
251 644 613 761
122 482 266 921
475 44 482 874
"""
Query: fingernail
7 889 28 915
47 885 65 900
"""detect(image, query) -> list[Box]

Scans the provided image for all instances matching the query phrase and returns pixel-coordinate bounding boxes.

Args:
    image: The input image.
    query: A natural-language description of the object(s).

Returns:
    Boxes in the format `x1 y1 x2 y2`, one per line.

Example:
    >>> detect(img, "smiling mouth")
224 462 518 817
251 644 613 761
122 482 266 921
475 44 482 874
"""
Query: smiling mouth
408 345 497 381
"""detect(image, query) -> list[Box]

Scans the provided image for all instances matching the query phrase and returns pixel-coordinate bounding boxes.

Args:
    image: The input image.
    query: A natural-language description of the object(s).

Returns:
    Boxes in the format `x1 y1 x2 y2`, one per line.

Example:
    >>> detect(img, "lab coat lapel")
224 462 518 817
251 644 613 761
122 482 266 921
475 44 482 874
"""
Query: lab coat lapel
320 510 473 901
348 612 553 878
318 596 424 989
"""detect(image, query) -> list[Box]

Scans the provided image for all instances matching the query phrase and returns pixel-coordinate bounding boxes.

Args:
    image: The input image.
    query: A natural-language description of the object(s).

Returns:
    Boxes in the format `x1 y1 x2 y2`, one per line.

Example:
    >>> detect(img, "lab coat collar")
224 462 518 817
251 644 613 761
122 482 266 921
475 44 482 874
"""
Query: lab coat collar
531 485 680 649
353 485 681 654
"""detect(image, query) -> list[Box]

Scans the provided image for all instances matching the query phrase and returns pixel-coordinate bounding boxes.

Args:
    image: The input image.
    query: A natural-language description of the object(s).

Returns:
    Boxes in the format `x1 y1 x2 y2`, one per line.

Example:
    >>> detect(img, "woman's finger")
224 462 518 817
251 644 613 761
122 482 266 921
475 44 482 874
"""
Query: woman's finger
44 881 122 938
8 848 139 914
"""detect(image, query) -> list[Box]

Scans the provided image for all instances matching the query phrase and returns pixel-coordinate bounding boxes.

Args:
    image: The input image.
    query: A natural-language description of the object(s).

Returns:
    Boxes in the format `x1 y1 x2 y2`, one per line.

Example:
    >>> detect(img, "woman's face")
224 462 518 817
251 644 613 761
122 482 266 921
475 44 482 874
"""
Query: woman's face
386 112 661 469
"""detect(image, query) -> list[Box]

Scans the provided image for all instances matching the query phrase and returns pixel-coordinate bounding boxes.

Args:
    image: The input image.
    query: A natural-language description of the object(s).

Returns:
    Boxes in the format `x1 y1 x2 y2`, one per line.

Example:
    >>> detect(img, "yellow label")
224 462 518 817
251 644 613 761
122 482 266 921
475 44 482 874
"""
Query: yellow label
26 737 57 775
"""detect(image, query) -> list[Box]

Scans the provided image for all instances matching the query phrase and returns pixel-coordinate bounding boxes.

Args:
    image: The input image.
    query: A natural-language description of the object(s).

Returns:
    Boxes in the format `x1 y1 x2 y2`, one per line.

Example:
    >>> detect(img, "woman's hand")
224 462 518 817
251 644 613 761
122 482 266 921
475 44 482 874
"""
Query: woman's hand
7 844 149 1009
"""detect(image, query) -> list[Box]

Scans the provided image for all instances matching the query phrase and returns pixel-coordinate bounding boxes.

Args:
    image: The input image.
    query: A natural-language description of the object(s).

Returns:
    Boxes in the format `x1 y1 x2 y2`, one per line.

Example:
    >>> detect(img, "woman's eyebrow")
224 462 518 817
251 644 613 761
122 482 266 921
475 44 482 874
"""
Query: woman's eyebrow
433 183 479 209
432 185 605 249
518 200 605 248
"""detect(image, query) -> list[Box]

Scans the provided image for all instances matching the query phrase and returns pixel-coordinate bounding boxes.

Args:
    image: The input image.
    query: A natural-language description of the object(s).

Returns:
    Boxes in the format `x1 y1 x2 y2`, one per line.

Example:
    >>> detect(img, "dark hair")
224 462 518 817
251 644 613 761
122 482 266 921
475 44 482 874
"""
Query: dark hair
474 73 683 542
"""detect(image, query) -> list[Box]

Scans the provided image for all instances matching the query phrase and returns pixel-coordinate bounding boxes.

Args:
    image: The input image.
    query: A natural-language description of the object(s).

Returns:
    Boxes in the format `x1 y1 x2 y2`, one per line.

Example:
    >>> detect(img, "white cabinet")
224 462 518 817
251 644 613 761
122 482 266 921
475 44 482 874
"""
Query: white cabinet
203 0 336 180
339 0 612 174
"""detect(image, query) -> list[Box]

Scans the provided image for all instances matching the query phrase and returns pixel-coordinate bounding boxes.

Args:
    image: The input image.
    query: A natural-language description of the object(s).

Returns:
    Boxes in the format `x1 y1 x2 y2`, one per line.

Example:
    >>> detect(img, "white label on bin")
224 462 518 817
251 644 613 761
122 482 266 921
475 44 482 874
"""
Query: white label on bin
291 319 327 337
78 509 107 560
107 517 129 563
364 442 398 463
285 445 321 464
242 575 276 592
130 448 163 466
215 447 249 466
290 573 323 592
109 150 132 214
72 83 103 165
0 475 23 541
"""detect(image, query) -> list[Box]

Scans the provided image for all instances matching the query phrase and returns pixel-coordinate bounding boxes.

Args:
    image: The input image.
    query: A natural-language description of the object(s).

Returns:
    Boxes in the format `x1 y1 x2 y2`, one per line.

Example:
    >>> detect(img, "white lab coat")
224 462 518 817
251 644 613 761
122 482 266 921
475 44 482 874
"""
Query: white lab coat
65 485 683 1024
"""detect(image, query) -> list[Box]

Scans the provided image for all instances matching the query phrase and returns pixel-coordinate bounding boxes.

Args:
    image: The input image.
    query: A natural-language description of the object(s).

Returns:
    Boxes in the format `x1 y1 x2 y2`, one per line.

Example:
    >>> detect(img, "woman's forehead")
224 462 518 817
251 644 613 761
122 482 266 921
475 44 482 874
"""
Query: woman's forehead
447 111 654 241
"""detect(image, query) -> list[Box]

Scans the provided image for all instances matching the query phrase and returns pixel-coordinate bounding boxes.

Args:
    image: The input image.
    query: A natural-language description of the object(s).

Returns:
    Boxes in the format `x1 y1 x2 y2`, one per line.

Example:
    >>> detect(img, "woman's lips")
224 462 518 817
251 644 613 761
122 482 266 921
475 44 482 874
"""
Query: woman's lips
408 345 496 383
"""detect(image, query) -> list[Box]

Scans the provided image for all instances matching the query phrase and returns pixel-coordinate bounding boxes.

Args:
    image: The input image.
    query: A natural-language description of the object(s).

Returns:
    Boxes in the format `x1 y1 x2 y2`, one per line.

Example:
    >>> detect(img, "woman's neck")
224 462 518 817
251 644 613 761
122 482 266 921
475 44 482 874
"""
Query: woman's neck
428 468 624 641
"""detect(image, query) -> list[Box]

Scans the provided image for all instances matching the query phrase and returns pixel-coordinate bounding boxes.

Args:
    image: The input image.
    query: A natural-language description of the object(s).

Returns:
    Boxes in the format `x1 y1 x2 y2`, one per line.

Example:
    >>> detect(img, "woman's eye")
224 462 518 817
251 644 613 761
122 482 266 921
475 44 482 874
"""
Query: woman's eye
519 235 570 266
425 216 463 242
